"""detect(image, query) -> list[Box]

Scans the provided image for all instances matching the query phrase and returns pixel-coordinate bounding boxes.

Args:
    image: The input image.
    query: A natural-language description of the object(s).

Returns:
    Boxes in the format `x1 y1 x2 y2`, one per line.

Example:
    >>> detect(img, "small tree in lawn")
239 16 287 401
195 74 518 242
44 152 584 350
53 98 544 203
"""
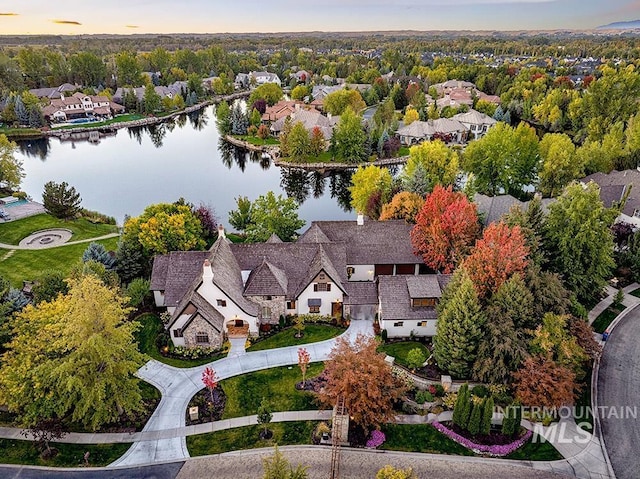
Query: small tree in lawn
202 366 219 403
406 347 426 371
293 314 305 338
257 397 273 439
257 124 270 142
22 418 68 459
298 347 310 387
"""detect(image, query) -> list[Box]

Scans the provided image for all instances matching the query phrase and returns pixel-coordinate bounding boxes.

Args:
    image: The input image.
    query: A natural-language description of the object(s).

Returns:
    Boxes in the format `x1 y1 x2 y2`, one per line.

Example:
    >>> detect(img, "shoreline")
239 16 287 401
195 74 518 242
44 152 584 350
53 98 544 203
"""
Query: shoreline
223 135 409 171
5 91 250 141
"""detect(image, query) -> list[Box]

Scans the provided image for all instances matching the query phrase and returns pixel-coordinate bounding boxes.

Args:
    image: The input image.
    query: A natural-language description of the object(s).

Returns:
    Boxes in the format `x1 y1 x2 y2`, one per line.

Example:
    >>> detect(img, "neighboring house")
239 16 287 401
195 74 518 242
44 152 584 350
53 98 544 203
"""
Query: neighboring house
396 118 468 145
29 83 79 100
113 81 188 106
151 217 448 348
261 100 306 123
436 89 474 110
234 73 250 89
580 170 640 227
474 193 555 226
453 109 497 140
270 109 338 140
291 70 311 83
251 71 282 86
42 92 124 122
432 80 476 95
310 84 345 111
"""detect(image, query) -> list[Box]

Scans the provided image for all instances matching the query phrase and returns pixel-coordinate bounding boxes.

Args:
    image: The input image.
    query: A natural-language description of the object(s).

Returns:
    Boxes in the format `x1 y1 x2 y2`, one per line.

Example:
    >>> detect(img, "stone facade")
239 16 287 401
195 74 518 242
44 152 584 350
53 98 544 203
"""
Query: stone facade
183 314 223 349
247 295 286 325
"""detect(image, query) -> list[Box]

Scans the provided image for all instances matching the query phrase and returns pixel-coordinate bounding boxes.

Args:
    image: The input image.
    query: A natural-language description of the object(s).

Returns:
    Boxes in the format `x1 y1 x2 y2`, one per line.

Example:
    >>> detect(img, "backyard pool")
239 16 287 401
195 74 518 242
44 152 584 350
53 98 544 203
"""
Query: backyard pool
4 199 29 208
68 118 97 124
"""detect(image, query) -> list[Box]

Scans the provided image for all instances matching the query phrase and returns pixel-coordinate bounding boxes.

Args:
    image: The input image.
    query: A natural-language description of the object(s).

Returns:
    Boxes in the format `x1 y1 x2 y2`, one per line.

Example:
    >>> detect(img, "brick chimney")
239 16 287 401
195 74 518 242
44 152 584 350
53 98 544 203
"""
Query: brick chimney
218 224 226 239
202 259 213 281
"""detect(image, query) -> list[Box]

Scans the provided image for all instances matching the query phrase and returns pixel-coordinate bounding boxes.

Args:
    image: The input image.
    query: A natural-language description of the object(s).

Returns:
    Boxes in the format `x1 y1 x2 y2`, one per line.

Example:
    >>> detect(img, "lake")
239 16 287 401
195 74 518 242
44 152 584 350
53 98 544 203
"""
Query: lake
13 105 357 227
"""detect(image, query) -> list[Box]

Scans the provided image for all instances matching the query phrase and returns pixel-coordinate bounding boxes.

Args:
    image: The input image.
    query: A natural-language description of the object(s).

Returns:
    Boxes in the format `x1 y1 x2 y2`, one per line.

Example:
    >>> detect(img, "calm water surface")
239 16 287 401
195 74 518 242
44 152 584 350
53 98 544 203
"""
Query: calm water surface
14 105 355 226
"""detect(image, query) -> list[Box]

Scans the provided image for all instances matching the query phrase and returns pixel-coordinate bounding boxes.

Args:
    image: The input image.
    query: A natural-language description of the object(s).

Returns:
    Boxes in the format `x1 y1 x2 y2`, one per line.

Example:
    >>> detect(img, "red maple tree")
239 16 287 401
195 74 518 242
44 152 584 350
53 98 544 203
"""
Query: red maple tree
464 222 529 299
201 366 219 403
410 185 480 273
512 355 578 409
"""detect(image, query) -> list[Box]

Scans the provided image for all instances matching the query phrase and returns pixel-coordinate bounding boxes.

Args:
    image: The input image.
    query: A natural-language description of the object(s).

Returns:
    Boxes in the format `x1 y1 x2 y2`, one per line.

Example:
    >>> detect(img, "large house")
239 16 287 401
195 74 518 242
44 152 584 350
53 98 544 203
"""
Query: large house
580 170 640 227
396 118 468 145
42 92 124 122
150 218 450 348
270 109 339 140
453 109 497 140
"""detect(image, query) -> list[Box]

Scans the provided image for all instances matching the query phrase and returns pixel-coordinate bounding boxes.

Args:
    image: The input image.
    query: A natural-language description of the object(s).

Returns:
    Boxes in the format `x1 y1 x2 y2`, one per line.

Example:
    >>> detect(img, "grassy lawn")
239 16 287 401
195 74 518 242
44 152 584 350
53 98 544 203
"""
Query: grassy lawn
592 303 625 333
377 341 430 368
247 324 344 352
187 421 316 456
397 146 410 156
135 313 225 368
0 237 119 287
221 363 324 419
0 214 118 245
234 135 280 146
0 439 131 467
381 424 473 456
51 114 145 130
631 288 640 298
506 437 563 461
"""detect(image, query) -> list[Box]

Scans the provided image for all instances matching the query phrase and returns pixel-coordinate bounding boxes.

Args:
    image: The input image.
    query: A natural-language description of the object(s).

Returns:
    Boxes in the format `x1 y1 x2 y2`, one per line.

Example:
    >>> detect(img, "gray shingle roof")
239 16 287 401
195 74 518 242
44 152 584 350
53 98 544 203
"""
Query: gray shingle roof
244 260 288 296
306 219 420 264
266 233 283 243
162 251 209 306
581 170 640 217
406 276 443 298
295 244 345 297
344 282 378 305
378 275 438 320
178 292 224 332
297 223 332 243
150 254 169 290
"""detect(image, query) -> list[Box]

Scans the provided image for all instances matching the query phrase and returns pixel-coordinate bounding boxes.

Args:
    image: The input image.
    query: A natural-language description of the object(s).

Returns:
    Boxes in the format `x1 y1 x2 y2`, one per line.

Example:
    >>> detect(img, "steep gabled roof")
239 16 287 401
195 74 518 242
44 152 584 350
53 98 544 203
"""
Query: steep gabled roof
297 222 331 244
150 254 170 290
162 251 210 306
244 259 288 296
206 237 258 316
406 275 442 298
378 275 451 321
172 291 225 332
266 233 283 243
296 244 345 297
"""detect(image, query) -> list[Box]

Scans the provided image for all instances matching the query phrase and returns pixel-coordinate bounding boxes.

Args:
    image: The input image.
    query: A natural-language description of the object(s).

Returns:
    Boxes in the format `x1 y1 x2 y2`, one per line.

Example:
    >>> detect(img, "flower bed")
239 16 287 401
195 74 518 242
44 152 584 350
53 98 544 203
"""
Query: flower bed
432 421 532 457
366 430 386 448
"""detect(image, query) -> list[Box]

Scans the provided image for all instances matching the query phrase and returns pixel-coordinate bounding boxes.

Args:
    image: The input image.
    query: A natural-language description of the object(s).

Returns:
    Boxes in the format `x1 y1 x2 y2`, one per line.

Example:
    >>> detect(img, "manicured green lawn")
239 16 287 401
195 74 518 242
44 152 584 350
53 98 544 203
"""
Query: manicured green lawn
631 288 640 298
381 424 473 456
0 214 118 245
221 363 324 419
0 237 119 287
135 313 225 368
506 437 563 461
247 324 344 352
187 421 317 456
592 303 624 333
377 341 430 368
397 146 410 156
0 439 131 467
233 135 280 146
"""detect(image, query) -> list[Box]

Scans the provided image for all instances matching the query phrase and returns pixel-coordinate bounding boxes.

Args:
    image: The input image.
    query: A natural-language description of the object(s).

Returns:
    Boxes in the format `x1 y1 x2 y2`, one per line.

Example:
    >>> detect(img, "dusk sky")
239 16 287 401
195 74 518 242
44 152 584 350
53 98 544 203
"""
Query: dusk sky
0 0 638 34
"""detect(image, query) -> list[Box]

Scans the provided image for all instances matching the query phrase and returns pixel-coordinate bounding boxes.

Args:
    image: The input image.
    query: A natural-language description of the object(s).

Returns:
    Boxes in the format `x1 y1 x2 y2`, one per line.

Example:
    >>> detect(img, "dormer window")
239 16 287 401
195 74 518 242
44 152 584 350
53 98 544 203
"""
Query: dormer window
217 299 227 307
314 283 331 292
412 298 437 307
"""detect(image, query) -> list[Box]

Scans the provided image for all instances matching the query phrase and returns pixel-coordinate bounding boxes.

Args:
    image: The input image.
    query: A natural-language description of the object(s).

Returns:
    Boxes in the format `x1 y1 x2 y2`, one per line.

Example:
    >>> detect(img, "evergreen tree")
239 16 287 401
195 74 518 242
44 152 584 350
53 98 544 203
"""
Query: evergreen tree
13 95 28 125
467 400 482 436
5 288 28 314
28 105 44 128
452 383 469 428
82 242 116 270
42 181 82 219
481 397 494 436
433 269 486 379
115 238 147 285
230 102 248 135
501 403 520 437
215 101 231 135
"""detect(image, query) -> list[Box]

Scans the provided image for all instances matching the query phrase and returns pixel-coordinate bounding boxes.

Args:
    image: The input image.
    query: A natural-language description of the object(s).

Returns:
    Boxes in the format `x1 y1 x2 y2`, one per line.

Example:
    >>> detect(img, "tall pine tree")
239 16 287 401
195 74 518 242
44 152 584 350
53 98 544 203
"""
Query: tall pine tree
433 269 486 379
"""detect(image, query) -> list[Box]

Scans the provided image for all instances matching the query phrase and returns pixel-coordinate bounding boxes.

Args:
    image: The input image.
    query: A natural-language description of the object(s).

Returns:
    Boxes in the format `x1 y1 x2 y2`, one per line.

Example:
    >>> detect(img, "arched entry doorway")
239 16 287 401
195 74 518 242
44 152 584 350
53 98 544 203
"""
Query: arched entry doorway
226 316 249 337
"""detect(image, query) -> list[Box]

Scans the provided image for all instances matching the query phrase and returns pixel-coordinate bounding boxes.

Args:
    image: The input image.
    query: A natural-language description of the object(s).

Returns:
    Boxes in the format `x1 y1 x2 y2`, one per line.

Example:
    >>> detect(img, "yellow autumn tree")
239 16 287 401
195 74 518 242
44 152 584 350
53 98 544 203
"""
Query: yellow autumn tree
379 191 424 223
0 275 146 430
403 107 420 126
403 140 459 191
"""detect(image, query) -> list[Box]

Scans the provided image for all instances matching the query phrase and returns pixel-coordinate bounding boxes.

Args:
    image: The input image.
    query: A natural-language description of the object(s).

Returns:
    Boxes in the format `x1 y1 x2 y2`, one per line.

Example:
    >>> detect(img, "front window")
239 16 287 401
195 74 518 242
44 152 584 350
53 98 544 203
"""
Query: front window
286 300 296 310
173 328 183 338
393 321 404 327
309 305 320 313
314 282 331 292
262 306 272 319
196 332 209 344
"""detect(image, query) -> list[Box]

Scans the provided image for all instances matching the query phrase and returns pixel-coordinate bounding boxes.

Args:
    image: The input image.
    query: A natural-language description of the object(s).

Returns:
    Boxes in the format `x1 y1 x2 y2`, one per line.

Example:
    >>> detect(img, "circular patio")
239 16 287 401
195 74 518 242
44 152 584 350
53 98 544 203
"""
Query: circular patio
18 228 73 249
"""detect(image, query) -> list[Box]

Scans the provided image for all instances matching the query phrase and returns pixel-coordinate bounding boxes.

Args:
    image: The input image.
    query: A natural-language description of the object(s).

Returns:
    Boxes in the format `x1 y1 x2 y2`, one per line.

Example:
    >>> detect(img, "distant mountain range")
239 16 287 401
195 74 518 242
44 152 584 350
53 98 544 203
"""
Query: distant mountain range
597 20 640 30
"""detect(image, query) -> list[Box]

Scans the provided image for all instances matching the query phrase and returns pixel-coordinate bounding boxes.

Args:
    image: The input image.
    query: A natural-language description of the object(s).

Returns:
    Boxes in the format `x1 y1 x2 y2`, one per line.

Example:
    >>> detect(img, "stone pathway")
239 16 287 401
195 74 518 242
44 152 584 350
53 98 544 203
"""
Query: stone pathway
226 337 247 357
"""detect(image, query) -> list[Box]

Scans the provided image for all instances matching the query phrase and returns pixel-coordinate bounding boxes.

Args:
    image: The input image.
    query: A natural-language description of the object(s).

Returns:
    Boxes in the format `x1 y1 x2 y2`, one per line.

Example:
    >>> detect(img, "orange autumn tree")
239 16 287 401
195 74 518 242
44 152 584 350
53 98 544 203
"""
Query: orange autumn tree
318 334 406 432
512 355 578 410
410 185 480 273
464 222 529 300
379 191 424 223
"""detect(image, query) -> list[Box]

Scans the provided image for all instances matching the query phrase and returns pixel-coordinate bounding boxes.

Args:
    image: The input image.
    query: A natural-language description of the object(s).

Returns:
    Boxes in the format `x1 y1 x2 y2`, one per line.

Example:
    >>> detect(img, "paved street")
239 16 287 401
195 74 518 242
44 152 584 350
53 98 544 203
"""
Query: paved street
0 462 184 479
597 303 640 479
176 446 571 479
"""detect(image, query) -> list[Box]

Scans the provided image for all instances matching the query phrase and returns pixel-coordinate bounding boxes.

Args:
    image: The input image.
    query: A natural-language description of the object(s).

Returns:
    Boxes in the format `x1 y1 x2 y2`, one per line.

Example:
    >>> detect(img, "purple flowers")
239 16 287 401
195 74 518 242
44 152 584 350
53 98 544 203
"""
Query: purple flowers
366 429 386 448
432 421 532 456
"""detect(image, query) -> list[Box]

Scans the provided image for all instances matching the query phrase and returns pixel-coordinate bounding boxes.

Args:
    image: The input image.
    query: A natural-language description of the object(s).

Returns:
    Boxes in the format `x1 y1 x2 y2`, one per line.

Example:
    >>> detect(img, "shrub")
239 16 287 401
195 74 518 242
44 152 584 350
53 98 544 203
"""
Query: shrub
79 207 117 225
406 347 426 370
415 390 434 404
471 385 489 398
467 401 482 436
381 329 388 342
366 430 386 448
481 397 494 436
442 392 457 410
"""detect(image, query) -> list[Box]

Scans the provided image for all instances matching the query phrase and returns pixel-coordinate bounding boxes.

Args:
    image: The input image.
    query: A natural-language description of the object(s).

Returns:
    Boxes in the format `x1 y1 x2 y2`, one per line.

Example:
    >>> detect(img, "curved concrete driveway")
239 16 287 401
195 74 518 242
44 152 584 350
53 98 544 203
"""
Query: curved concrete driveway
597 304 640 479
110 319 372 467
